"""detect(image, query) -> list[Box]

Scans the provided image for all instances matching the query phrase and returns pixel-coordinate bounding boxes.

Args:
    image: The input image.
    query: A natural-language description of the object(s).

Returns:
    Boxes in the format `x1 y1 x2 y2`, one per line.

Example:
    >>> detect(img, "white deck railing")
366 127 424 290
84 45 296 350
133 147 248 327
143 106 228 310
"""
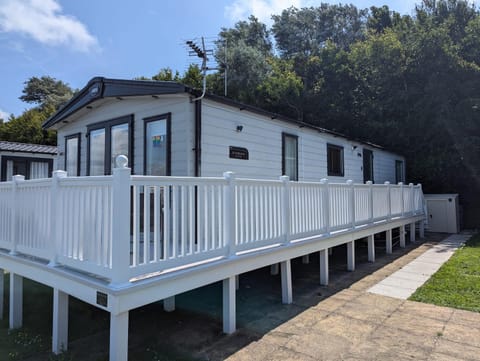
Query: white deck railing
0 164 425 285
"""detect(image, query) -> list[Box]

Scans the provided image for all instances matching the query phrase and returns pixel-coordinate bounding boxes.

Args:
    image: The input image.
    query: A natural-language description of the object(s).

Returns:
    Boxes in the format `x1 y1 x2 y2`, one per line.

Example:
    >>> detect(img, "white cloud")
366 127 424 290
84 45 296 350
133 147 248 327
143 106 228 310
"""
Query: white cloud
0 0 98 52
0 108 10 121
225 0 302 24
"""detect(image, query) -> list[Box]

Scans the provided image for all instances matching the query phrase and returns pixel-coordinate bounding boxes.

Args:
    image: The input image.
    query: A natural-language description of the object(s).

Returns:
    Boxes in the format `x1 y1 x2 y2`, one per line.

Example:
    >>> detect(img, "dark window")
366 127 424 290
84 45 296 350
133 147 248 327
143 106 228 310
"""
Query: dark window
363 148 374 183
282 133 298 181
87 115 133 175
327 144 344 177
144 113 171 176
65 133 81 176
1 156 53 181
395 160 404 183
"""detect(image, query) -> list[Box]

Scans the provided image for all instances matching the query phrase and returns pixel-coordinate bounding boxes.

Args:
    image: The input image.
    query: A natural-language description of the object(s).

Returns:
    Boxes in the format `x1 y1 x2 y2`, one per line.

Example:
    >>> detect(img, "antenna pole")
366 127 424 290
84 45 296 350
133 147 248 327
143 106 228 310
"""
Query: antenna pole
224 39 228 97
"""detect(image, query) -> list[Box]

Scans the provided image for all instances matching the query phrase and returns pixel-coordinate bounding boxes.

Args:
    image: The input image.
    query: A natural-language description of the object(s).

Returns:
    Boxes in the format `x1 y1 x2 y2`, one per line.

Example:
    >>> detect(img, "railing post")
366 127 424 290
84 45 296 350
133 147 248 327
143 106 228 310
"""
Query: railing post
320 178 330 235
399 182 404 217
409 183 414 215
367 181 373 223
49 170 67 267
10 175 25 256
110 155 131 286
280 176 290 244
385 181 391 220
347 180 355 229
223 171 236 257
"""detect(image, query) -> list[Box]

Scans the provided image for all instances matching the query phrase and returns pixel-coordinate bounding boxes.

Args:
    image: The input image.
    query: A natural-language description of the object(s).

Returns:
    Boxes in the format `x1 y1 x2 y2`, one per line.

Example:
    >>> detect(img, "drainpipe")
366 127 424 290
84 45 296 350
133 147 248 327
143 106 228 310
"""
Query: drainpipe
194 99 202 177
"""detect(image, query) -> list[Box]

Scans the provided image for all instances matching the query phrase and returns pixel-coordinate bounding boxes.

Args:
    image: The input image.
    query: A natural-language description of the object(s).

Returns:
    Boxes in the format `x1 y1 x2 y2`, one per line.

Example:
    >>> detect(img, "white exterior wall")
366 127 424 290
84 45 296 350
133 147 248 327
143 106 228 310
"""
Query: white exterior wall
200 100 404 183
55 95 194 176
54 94 404 183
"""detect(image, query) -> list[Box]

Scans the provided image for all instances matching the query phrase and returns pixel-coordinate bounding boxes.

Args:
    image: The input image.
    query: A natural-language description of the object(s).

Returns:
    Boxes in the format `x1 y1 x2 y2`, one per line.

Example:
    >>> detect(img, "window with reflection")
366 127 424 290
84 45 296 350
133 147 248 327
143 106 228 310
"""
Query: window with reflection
282 133 298 181
87 115 133 175
65 133 81 176
144 114 171 176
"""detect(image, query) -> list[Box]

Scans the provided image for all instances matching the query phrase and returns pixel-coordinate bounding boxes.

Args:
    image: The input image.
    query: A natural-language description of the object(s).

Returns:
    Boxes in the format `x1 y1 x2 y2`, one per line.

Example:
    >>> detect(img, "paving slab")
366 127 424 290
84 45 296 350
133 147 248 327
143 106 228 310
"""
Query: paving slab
367 233 471 299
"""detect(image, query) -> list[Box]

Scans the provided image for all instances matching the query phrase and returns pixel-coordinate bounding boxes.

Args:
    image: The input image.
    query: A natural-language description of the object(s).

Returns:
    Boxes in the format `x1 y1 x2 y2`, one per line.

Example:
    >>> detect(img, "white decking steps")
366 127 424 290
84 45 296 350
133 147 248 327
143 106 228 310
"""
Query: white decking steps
368 233 472 299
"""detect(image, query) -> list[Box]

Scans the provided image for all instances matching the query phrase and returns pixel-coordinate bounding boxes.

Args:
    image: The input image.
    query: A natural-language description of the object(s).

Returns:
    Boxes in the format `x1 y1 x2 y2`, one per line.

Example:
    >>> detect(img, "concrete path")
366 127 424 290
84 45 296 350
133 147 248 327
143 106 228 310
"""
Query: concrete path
218 234 480 361
368 233 471 299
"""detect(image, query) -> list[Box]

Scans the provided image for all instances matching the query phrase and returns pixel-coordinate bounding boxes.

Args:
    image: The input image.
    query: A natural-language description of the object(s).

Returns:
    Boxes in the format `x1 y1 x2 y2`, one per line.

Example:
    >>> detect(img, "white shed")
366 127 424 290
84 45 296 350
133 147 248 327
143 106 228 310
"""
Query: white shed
43 77 406 184
0 141 57 181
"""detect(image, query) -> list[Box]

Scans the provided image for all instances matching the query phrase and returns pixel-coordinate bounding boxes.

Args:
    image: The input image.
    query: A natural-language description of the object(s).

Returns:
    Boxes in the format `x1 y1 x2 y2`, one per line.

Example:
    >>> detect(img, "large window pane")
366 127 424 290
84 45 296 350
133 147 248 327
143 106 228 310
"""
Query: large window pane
145 119 167 175
283 134 298 181
30 162 49 179
327 144 344 177
90 128 105 175
111 123 129 171
66 136 79 176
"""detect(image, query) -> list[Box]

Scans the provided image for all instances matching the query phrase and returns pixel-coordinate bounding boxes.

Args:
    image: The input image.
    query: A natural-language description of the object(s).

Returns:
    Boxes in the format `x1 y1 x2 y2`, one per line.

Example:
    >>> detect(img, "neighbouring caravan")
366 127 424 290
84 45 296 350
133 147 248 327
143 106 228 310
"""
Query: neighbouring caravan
0 141 57 181
43 77 406 183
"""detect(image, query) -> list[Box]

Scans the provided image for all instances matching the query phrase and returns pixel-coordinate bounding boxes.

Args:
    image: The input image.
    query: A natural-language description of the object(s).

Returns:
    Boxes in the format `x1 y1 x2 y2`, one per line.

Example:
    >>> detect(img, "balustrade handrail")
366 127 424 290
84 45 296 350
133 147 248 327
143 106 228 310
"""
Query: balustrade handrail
0 165 426 285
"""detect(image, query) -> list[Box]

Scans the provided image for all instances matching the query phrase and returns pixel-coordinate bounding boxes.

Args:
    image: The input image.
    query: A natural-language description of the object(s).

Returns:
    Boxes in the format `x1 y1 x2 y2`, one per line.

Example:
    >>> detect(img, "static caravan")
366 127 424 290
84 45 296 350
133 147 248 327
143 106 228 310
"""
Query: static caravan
0 141 57 181
43 77 406 184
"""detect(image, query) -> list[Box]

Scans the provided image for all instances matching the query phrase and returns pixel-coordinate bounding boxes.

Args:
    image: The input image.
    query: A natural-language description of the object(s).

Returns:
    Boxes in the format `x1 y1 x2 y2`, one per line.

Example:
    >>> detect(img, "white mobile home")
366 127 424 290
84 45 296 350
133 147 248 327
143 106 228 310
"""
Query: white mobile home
43 77 405 183
0 77 424 361
0 141 57 181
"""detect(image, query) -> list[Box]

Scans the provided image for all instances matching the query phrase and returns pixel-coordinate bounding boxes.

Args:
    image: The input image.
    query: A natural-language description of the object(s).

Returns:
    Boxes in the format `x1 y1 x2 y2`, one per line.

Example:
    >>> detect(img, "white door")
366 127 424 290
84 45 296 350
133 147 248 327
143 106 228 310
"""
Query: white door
427 200 448 233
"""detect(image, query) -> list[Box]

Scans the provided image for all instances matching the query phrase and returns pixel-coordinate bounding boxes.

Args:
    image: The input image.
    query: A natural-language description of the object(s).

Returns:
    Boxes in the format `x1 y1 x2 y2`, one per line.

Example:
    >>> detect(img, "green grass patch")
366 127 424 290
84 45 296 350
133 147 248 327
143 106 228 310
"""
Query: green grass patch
410 233 480 312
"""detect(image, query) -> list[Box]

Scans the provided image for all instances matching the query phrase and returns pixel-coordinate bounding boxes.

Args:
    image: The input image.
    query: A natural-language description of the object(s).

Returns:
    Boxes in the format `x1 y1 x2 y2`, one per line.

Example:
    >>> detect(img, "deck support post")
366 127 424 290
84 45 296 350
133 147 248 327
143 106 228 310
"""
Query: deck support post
52 289 69 354
319 249 329 285
163 296 175 312
280 260 293 304
410 222 416 243
419 221 425 238
110 311 129 361
347 241 355 271
386 229 393 254
302 255 310 264
367 235 375 263
328 248 333 256
0 269 3 320
399 225 406 248
235 275 239 290
222 276 236 334
9 273 22 329
270 263 279 275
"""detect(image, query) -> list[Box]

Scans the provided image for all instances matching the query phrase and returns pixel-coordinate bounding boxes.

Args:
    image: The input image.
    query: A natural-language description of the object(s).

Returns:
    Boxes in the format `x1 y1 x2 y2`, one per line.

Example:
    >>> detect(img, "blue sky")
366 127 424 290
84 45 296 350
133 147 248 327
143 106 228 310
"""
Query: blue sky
0 0 420 119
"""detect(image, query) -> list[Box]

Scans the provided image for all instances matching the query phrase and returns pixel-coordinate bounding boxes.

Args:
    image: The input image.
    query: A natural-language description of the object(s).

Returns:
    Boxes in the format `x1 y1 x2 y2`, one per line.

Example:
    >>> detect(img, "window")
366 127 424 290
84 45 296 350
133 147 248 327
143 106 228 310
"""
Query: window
65 133 81 176
282 133 298 181
144 113 171 175
87 115 133 175
395 160 404 183
1 156 53 181
327 144 344 177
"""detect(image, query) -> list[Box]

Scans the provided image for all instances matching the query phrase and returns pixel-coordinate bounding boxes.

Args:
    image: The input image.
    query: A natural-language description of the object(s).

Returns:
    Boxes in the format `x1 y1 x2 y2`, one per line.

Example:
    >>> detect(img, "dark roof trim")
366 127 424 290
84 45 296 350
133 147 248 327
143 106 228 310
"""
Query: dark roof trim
0 141 58 155
43 77 385 150
43 77 187 128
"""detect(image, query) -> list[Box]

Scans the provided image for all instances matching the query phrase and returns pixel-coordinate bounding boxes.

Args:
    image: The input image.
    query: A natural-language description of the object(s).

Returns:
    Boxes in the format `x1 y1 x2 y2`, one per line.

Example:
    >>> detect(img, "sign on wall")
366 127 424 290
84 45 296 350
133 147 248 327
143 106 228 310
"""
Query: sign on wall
229 146 249 160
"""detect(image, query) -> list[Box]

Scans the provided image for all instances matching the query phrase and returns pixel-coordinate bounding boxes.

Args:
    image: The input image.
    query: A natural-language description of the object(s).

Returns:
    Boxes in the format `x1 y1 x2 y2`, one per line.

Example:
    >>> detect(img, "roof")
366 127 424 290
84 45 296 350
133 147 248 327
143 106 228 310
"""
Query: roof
42 77 384 150
0 141 58 155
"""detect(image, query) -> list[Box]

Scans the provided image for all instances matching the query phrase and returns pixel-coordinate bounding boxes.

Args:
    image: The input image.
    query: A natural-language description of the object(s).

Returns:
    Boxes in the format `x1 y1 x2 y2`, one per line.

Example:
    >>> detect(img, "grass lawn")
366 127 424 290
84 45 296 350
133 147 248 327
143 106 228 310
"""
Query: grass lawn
410 233 480 312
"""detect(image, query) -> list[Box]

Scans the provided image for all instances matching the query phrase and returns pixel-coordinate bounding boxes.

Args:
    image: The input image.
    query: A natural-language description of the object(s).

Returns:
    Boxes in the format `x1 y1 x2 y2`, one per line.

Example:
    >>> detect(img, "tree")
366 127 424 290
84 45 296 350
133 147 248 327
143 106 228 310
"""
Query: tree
214 16 273 104
272 4 368 58
20 76 74 110
0 105 57 145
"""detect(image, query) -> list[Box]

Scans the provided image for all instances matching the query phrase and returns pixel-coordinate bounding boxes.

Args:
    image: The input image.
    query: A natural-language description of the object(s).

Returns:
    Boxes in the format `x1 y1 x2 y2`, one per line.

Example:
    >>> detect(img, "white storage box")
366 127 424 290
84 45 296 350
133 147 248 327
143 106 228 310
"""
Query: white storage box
424 194 460 233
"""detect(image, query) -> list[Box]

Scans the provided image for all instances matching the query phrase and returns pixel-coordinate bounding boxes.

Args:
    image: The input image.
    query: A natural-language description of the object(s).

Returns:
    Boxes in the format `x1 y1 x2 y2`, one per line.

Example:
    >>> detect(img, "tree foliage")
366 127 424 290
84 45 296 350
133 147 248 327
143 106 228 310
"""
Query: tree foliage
1 76 73 146
207 0 480 226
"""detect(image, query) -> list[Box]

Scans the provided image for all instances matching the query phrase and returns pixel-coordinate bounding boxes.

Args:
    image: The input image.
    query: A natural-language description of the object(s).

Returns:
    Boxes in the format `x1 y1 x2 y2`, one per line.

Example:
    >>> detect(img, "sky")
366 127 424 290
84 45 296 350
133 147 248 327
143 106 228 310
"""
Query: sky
0 0 420 119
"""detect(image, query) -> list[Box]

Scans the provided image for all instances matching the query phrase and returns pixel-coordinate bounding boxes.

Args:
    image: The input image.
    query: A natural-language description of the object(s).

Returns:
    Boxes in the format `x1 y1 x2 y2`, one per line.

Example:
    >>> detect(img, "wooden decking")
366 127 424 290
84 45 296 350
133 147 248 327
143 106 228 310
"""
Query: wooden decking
0 165 426 361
